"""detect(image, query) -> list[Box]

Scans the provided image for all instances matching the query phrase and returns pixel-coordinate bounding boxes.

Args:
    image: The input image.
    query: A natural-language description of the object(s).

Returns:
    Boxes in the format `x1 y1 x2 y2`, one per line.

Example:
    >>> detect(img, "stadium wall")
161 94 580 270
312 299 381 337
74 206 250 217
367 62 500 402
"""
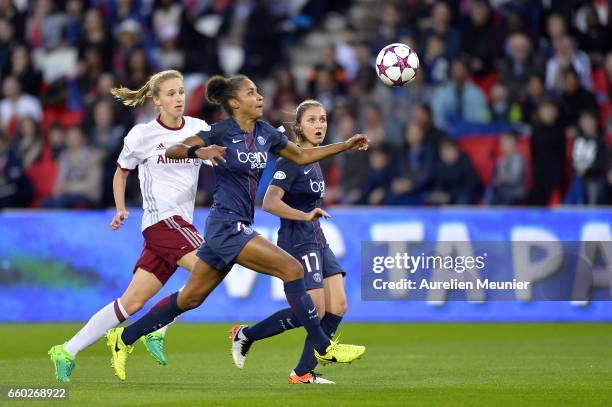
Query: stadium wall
1 208 611 322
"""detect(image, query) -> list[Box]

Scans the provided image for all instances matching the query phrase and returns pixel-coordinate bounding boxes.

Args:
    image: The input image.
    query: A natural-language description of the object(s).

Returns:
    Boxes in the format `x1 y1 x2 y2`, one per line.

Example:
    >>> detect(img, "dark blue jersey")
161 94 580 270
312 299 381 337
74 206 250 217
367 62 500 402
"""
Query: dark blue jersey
270 158 327 251
197 118 288 223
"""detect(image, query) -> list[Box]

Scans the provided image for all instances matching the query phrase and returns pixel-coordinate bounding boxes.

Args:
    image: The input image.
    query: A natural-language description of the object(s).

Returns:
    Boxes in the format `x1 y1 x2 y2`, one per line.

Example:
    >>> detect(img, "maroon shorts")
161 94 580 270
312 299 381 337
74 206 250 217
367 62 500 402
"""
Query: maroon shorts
134 215 203 284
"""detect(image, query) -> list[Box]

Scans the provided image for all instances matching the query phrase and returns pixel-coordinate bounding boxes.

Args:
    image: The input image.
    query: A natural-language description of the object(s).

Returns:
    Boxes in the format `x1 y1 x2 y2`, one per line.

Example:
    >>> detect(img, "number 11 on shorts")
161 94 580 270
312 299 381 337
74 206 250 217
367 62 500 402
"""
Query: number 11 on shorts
301 252 319 273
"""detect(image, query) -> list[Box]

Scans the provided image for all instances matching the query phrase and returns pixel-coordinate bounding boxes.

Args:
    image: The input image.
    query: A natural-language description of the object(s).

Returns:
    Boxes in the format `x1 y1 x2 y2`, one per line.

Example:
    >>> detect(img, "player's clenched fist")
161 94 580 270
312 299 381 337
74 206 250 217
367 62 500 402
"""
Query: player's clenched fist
110 209 129 230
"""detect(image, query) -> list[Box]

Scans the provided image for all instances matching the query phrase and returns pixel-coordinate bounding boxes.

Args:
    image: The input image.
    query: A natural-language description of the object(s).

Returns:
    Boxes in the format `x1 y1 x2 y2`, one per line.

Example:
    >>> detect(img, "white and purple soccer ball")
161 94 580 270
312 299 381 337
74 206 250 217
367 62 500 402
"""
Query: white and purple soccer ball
375 43 420 87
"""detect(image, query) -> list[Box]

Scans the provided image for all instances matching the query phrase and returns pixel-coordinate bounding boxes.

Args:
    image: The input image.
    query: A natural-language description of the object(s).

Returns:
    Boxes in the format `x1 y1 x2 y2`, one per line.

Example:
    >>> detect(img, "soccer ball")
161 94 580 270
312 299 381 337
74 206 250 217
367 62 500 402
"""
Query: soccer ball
375 43 419 87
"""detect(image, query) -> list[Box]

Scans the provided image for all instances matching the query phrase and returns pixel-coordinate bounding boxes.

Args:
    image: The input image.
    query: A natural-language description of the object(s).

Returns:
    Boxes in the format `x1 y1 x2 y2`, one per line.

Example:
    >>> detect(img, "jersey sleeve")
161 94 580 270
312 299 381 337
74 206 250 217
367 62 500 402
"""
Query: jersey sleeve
116 126 144 170
270 158 299 192
269 127 289 155
196 120 224 146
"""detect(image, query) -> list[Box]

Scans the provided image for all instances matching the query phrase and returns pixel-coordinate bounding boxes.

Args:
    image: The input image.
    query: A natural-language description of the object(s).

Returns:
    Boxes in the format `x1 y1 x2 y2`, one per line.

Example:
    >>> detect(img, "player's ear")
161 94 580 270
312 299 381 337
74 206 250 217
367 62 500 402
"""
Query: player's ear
152 95 161 108
228 98 240 110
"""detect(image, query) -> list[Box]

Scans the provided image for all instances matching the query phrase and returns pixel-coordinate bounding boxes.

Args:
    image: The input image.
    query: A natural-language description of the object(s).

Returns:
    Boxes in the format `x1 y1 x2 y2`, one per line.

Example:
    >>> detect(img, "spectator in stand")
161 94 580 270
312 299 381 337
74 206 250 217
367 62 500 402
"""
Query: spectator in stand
0 0 25 40
155 25 184 71
90 98 124 208
47 123 65 160
78 8 112 69
521 74 547 127
64 0 84 46
334 114 369 205
13 116 42 169
498 33 546 103
566 110 607 205
0 133 33 208
559 67 598 128
90 98 124 152
351 41 394 120
542 13 567 56
411 103 447 148
307 67 344 113
530 100 565 206
108 0 147 26
607 145 612 204
498 5 539 46
489 83 522 124
358 103 400 148
370 1 410 57
3 44 43 97
422 34 449 86
218 0 284 79
431 58 488 132
575 3 609 65
0 76 42 136
0 17 15 74
124 47 153 88
546 35 592 93
483 131 526 205
152 0 182 42
77 47 105 105
603 52 612 134
426 138 481 205
268 67 303 128
359 143 394 206
459 0 501 77
41 126 102 208
385 123 435 205
27 0 66 52
419 2 460 60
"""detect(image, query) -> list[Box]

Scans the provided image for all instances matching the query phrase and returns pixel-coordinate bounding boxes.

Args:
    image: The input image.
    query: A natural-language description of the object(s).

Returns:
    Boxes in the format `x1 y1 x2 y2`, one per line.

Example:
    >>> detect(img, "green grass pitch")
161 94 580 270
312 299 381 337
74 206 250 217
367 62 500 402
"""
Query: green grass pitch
0 323 611 406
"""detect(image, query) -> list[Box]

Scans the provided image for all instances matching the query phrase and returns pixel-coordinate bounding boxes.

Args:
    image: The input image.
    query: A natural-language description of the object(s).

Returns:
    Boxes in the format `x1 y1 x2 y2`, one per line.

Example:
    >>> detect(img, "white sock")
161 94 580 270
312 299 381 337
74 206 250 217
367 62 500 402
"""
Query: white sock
64 299 130 356
154 285 184 335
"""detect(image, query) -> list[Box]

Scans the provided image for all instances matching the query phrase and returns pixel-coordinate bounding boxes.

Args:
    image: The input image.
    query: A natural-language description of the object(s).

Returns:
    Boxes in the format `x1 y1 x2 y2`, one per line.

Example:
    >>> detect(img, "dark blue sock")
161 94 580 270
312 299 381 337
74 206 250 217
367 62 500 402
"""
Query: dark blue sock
121 292 183 345
321 312 343 339
283 279 329 354
294 312 344 376
243 308 301 341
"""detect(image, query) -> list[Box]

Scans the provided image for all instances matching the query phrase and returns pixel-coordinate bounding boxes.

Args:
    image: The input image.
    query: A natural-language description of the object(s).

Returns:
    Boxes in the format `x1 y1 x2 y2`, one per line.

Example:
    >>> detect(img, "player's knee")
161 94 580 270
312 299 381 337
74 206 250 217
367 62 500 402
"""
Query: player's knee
329 297 347 317
283 258 304 281
122 299 145 315
179 290 206 310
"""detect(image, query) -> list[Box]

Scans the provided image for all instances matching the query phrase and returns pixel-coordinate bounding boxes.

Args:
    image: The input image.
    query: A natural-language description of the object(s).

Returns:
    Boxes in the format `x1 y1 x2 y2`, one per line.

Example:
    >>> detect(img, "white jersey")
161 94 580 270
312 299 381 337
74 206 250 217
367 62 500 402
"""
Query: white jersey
117 116 210 231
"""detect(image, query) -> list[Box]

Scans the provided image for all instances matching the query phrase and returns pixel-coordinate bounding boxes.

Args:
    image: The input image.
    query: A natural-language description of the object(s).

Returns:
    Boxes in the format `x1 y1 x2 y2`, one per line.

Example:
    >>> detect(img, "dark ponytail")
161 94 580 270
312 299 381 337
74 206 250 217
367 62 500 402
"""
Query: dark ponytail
206 74 249 116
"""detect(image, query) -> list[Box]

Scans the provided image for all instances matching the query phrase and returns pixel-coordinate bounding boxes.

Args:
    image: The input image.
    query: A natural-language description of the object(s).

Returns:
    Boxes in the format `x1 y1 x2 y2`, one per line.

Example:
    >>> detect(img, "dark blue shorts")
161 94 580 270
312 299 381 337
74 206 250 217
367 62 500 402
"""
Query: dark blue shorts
286 245 345 290
196 216 260 273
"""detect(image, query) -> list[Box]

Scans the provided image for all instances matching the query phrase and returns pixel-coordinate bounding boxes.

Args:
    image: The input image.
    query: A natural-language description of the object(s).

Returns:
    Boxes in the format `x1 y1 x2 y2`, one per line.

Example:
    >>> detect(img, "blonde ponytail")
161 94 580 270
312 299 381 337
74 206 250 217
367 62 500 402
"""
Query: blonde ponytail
110 69 184 107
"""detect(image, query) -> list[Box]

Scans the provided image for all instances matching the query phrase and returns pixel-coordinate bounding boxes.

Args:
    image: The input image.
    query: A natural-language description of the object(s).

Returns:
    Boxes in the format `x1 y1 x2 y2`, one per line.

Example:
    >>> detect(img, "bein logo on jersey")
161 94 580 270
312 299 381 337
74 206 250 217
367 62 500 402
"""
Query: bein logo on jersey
310 179 326 196
237 150 267 170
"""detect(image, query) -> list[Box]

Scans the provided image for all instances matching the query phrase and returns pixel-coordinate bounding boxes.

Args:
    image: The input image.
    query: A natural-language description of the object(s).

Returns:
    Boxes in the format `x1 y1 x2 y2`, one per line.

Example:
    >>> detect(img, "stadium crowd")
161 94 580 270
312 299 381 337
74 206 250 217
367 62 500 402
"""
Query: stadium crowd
0 0 610 209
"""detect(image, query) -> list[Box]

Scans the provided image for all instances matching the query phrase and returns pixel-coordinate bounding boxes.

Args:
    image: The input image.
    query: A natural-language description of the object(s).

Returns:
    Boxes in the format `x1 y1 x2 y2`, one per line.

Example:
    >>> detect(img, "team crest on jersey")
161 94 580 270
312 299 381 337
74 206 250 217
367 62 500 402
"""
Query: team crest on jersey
257 136 266 145
313 273 322 283
273 171 286 180
243 225 253 235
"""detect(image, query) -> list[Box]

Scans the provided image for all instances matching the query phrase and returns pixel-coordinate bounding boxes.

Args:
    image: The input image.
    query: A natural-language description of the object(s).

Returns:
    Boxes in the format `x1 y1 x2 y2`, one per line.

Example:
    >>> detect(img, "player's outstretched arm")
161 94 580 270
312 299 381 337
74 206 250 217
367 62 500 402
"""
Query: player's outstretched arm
279 134 369 165
165 136 227 166
110 167 130 230
263 185 331 221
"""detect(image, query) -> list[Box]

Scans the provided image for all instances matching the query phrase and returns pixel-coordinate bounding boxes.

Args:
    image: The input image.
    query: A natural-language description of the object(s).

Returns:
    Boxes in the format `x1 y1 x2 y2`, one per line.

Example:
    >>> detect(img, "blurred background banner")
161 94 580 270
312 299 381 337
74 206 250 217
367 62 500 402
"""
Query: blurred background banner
1 208 611 322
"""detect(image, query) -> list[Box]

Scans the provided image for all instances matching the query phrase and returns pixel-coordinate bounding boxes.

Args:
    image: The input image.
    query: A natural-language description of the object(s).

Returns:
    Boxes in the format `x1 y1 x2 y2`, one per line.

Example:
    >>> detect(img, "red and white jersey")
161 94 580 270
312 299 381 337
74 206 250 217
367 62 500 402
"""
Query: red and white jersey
117 116 210 231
